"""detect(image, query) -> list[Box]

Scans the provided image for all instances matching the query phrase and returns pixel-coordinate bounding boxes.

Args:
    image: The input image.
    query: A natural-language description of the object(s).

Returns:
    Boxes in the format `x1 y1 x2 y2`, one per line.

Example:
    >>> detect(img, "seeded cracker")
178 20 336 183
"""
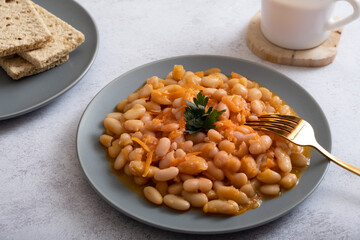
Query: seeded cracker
0 54 69 80
18 3 85 68
0 0 52 57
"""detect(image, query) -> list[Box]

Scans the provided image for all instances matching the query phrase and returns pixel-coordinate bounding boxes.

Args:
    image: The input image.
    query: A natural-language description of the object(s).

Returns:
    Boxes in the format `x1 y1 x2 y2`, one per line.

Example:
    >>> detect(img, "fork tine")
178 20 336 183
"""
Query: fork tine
250 126 290 137
259 114 301 124
247 118 297 128
245 121 293 133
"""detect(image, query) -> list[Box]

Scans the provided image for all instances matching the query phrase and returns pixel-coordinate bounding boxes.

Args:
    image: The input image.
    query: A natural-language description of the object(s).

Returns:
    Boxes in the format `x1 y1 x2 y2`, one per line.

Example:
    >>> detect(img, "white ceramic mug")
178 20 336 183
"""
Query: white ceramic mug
261 0 360 49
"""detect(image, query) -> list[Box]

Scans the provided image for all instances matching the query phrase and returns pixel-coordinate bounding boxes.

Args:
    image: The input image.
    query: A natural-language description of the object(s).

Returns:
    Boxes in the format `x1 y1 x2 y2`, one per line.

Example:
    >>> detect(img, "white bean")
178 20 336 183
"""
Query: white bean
216 102 230 120
181 140 193 153
231 83 248 99
144 186 163 205
104 118 123 135
203 200 239 215
208 146 219 158
260 184 280 195
218 140 235 154
259 87 272 101
119 133 132 146
205 190 217 200
114 151 126 170
213 151 230 168
183 178 213 193
183 178 200 192
124 104 146 120
116 99 128 112
159 151 175 169
201 76 222 88
106 112 124 121
163 194 190 211
275 147 292 173
128 148 145 161
145 101 161 113
251 100 265 115
172 98 183 108
99 134 113 148
127 92 140 102
175 149 186 158
202 88 217 96
168 182 183 195
156 137 171 157
230 172 248 188
290 153 309 167
185 132 206 144
206 161 224 181
249 135 272 155
181 191 208 208
213 89 227 101
124 120 144 132
240 183 256 198
198 178 213 193
134 176 149 185
216 186 249 205
128 161 145 176
154 167 179 181
247 88 262 101
108 139 121 158
138 84 153 98
257 168 281 184
207 129 223 143
279 173 298 189
161 123 179 132
123 163 132 176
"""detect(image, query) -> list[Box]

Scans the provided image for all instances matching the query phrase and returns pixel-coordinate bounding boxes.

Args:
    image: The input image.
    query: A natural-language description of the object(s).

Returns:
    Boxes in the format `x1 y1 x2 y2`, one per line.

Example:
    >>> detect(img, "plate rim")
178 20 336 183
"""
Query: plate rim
0 0 99 120
76 54 331 234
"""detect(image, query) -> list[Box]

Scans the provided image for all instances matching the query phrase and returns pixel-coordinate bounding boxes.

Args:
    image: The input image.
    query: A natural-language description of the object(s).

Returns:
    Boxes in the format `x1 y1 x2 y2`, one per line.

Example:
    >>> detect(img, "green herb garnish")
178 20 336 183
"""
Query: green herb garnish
184 92 226 135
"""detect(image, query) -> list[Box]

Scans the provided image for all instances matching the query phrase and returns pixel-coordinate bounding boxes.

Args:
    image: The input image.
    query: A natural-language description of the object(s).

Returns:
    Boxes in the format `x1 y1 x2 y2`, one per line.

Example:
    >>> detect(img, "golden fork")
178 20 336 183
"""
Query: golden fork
245 114 360 176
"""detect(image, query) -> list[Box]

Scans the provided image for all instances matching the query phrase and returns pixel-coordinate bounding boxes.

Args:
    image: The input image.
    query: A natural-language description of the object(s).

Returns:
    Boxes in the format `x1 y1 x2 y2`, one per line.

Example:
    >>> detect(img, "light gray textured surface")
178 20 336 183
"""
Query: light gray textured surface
1 0 360 239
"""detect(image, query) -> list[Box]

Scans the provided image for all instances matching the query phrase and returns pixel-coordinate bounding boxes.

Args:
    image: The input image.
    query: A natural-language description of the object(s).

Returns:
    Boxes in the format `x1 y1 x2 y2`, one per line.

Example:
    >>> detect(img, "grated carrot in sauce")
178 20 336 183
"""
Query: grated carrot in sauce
221 95 248 113
153 109 173 123
131 137 150 152
267 158 277 169
184 151 202 158
142 134 158 146
215 119 237 131
168 130 184 141
170 152 202 167
142 150 154 177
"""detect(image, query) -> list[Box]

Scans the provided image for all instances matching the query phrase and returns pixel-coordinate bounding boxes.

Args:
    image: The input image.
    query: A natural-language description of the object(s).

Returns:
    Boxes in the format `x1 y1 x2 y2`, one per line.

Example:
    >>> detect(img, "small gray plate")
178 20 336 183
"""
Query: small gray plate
77 55 331 234
0 0 98 120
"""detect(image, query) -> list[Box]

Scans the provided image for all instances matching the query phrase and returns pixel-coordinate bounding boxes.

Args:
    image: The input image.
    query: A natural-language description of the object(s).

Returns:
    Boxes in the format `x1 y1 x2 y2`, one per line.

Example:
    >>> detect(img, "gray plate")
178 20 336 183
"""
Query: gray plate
77 55 331 234
0 0 98 120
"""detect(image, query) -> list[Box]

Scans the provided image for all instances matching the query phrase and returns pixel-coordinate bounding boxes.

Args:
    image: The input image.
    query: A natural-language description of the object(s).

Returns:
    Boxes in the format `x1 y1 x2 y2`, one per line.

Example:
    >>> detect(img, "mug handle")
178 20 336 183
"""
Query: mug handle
326 0 360 30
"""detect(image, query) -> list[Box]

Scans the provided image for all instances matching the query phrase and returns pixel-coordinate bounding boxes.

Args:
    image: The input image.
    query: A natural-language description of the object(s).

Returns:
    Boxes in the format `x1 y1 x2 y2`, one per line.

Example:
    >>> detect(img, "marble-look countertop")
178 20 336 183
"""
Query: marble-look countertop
1 0 360 239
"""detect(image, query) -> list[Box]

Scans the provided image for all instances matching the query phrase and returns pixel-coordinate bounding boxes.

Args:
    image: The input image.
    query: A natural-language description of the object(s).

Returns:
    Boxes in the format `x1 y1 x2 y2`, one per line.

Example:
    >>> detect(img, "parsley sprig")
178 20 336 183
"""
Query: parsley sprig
184 92 226 135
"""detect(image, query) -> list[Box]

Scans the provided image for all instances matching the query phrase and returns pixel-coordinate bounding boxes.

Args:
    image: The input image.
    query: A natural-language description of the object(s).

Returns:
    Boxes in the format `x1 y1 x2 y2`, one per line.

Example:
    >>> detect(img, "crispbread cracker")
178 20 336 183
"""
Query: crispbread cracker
0 54 68 80
0 0 52 57
18 3 85 68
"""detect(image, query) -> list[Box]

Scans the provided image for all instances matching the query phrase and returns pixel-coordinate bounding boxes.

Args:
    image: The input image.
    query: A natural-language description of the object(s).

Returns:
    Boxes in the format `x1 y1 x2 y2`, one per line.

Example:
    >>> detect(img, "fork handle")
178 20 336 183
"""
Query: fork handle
313 143 360 176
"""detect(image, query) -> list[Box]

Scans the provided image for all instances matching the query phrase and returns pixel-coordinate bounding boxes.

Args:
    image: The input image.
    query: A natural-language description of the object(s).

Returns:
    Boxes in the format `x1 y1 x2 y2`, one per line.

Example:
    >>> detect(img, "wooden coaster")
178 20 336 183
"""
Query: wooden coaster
246 11 343 67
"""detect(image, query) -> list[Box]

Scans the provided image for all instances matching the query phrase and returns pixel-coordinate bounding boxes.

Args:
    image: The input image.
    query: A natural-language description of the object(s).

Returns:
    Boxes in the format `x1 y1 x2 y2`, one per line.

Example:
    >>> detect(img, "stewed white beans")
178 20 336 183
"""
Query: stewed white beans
100 65 310 215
